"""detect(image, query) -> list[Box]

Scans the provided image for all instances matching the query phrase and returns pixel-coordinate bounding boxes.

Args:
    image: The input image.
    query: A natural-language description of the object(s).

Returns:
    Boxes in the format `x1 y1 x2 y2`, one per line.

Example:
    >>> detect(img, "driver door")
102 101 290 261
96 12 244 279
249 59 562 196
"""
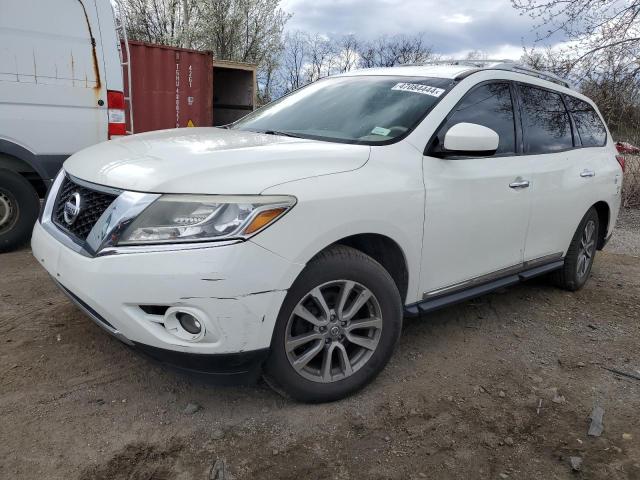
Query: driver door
419 81 533 296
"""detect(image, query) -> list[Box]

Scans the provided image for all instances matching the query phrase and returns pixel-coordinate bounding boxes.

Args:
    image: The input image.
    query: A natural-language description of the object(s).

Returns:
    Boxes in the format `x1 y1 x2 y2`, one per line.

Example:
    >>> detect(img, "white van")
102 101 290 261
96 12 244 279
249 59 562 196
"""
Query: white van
0 0 124 251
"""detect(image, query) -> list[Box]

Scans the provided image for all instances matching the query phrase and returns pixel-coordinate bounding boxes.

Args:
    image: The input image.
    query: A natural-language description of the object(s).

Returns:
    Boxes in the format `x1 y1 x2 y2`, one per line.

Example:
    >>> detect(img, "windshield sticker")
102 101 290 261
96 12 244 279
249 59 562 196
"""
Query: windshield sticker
392 83 445 97
371 126 391 136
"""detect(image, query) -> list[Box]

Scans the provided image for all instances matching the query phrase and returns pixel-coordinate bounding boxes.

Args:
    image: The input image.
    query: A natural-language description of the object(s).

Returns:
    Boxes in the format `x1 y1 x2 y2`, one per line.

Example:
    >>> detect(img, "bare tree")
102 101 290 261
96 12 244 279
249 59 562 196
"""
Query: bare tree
280 31 308 93
257 48 283 104
512 0 640 71
117 0 289 103
115 0 198 48
335 35 359 73
520 45 574 77
193 0 288 64
357 33 433 68
390 34 433 65
306 34 336 82
465 50 488 60
276 31 435 96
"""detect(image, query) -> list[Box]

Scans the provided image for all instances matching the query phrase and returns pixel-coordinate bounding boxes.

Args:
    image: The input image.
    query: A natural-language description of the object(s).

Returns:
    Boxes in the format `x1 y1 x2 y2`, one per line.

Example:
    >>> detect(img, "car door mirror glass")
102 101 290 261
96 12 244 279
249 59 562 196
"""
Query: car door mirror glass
443 122 499 155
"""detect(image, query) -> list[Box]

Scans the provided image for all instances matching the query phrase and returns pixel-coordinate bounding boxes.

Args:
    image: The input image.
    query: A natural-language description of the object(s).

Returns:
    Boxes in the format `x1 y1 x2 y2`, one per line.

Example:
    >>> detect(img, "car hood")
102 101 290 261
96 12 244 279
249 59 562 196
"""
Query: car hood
63 128 370 194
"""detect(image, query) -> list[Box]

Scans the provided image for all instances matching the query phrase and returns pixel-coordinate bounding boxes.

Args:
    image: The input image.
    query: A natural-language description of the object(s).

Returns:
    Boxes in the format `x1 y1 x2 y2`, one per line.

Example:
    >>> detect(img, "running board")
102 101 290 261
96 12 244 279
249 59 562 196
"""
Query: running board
404 260 564 317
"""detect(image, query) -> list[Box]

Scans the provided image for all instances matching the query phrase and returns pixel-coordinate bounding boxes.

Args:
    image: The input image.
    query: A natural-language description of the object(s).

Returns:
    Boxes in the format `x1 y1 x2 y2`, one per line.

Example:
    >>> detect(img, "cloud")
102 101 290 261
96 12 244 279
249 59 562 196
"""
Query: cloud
443 13 473 24
280 0 568 57
448 44 527 61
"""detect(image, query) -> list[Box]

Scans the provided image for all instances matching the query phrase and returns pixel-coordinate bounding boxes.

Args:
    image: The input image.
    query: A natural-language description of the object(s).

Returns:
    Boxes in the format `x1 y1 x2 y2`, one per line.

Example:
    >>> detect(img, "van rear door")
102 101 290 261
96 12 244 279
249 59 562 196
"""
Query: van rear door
0 0 110 165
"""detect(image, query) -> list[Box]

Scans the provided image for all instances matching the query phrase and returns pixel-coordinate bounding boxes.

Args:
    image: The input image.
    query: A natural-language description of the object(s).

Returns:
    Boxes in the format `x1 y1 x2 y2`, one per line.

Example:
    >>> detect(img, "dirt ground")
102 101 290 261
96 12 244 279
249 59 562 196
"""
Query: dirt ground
1 213 639 480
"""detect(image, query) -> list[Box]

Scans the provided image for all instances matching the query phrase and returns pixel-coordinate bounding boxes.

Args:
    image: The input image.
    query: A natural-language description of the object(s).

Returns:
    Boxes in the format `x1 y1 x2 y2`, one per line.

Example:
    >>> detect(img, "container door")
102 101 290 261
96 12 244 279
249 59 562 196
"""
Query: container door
212 66 255 126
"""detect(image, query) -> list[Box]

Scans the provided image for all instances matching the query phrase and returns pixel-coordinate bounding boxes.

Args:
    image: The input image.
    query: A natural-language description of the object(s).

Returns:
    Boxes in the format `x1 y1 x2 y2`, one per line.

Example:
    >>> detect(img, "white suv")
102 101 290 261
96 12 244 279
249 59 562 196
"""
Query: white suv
32 62 623 402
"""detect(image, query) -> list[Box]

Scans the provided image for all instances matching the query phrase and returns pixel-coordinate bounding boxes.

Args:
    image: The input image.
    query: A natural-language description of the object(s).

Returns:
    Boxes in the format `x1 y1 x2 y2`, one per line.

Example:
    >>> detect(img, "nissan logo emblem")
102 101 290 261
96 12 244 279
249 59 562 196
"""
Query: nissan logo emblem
63 192 82 225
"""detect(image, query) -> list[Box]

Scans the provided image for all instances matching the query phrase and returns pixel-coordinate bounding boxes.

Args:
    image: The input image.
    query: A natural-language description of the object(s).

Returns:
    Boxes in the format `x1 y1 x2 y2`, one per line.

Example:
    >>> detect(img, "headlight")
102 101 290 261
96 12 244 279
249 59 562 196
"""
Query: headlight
117 194 296 245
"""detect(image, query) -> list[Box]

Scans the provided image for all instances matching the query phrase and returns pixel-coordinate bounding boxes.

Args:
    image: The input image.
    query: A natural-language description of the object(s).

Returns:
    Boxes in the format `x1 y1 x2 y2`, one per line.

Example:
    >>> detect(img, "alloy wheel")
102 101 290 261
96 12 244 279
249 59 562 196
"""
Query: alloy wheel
284 280 383 383
577 219 596 279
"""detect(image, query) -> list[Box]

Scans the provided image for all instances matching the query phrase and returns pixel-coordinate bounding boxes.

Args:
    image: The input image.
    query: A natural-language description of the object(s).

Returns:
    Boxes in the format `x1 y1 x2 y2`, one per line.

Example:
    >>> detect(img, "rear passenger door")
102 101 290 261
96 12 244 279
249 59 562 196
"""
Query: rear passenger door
518 85 602 262
420 82 533 296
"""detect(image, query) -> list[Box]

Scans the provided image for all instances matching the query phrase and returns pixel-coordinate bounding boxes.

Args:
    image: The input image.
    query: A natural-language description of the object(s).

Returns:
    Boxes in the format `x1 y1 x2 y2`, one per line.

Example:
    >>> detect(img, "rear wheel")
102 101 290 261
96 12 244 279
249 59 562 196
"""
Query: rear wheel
264 245 402 403
0 169 40 253
552 207 599 291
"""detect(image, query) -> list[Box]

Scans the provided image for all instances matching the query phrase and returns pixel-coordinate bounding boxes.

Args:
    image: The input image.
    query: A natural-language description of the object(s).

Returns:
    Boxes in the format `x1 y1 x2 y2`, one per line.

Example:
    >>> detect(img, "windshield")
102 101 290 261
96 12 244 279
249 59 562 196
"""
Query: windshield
232 75 454 145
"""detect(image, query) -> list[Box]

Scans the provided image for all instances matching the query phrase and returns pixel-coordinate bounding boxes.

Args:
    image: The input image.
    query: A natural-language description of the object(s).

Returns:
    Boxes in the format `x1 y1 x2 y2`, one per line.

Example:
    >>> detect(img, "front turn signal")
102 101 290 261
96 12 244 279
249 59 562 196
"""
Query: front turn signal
243 208 287 235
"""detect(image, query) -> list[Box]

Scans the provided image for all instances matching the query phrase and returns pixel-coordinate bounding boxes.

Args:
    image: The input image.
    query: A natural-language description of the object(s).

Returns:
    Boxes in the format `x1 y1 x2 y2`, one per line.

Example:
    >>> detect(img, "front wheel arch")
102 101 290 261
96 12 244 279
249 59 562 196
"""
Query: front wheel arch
330 233 409 304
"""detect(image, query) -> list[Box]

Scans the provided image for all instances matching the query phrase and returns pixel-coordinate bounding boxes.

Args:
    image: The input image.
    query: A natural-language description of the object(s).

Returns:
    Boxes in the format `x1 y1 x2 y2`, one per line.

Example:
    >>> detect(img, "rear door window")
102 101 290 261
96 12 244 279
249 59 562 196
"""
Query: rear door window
565 96 607 147
518 85 573 154
432 82 516 156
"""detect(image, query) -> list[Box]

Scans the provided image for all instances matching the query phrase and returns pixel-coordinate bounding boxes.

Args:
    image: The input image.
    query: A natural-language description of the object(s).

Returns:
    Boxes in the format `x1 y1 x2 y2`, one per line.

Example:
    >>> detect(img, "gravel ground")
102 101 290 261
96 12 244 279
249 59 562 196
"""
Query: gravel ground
606 208 640 257
1 211 639 480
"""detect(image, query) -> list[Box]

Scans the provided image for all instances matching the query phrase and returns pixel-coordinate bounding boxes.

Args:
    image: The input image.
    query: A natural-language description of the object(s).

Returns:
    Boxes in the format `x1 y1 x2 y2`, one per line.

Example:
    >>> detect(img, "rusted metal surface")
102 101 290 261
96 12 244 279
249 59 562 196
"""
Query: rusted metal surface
77 0 101 90
122 40 213 133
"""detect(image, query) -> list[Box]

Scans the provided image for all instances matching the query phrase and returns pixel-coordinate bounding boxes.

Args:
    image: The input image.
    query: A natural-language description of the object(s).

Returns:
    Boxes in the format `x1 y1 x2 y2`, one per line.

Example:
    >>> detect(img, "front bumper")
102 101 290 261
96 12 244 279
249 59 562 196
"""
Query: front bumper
53 277 269 381
32 221 304 371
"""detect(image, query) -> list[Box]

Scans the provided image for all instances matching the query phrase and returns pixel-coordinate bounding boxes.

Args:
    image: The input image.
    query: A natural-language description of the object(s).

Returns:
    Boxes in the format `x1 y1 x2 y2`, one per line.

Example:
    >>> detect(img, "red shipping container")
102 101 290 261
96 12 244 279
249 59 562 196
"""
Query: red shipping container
121 40 257 134
122 40 213 133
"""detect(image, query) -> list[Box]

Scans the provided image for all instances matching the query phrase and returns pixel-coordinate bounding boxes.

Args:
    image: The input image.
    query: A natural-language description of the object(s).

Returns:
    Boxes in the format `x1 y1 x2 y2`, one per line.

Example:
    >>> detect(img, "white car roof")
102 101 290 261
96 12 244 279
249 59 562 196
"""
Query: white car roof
338 61 575 92
329 61 607 109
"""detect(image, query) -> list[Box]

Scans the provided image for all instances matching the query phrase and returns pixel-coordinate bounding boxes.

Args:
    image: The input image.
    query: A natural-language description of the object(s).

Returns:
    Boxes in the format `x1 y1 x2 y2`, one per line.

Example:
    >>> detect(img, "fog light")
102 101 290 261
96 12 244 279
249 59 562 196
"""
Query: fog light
162 307 207 342
177 312 201 334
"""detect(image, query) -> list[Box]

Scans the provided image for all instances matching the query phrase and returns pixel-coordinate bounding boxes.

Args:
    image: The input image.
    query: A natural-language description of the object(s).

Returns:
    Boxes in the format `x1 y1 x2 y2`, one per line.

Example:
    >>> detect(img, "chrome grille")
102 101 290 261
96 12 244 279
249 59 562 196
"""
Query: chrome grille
52 176 118 241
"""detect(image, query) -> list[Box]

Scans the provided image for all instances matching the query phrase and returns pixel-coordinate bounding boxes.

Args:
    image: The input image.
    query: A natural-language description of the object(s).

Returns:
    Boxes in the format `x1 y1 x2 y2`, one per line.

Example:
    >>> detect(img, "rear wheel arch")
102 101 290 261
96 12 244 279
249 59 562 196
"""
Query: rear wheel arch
592 201 610 250
553 207 600 291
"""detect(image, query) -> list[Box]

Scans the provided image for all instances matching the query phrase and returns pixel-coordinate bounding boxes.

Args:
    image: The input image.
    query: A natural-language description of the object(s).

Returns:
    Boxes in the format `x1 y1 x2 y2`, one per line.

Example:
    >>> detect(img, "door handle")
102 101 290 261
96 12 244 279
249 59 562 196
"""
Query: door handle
509 179 530 189
580 169 596 178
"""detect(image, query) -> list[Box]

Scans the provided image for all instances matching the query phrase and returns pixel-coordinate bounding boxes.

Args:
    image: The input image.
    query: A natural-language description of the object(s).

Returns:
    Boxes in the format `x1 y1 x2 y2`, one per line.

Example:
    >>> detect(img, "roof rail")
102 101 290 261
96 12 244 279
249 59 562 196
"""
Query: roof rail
401 59 513 68
401 59 572 89
490 63 572 89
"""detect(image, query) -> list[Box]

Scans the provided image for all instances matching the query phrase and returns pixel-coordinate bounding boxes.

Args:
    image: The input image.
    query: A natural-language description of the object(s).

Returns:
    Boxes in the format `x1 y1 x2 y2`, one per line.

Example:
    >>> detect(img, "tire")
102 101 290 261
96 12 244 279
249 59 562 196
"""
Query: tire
552 207 599 291
264 245 403 403
0 169 40 253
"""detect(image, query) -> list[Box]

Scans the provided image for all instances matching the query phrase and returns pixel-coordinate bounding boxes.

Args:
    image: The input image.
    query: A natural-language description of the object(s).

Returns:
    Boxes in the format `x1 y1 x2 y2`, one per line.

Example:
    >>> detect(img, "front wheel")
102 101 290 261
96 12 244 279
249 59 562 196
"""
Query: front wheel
264 245 403 403
552 207 599 291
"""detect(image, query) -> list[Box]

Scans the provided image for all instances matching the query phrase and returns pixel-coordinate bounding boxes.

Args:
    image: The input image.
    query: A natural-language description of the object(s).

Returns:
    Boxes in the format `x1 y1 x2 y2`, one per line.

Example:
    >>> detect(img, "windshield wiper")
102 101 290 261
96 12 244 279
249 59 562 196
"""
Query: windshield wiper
261 130 302 139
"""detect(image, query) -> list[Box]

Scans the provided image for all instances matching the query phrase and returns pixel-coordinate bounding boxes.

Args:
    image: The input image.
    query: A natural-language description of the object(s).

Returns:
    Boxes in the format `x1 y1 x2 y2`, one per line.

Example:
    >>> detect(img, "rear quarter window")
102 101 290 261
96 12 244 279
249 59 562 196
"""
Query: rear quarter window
565 96 607 147
518 84 574 154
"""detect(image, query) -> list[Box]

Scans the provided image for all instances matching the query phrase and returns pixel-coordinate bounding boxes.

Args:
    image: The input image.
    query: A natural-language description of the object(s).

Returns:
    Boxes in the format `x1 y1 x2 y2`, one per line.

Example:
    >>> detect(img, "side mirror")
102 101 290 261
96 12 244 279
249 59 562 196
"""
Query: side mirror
443 122 499 155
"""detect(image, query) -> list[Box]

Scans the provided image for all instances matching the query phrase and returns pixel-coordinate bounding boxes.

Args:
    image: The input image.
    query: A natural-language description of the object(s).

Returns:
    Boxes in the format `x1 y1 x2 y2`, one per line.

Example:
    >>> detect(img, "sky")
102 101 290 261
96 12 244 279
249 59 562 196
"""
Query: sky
279 0 566 60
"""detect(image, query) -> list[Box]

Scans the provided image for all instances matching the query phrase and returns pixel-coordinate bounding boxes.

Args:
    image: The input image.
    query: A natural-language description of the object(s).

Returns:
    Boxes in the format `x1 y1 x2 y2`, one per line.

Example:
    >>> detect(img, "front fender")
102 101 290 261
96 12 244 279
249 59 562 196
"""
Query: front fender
254 146 425 303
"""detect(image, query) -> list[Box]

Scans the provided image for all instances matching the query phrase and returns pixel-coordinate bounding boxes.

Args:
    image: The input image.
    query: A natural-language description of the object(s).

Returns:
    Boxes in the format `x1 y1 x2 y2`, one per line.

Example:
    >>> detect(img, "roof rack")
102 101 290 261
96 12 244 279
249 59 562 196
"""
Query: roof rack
403 59 572 89
491 62 572 89
401 59 512 68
